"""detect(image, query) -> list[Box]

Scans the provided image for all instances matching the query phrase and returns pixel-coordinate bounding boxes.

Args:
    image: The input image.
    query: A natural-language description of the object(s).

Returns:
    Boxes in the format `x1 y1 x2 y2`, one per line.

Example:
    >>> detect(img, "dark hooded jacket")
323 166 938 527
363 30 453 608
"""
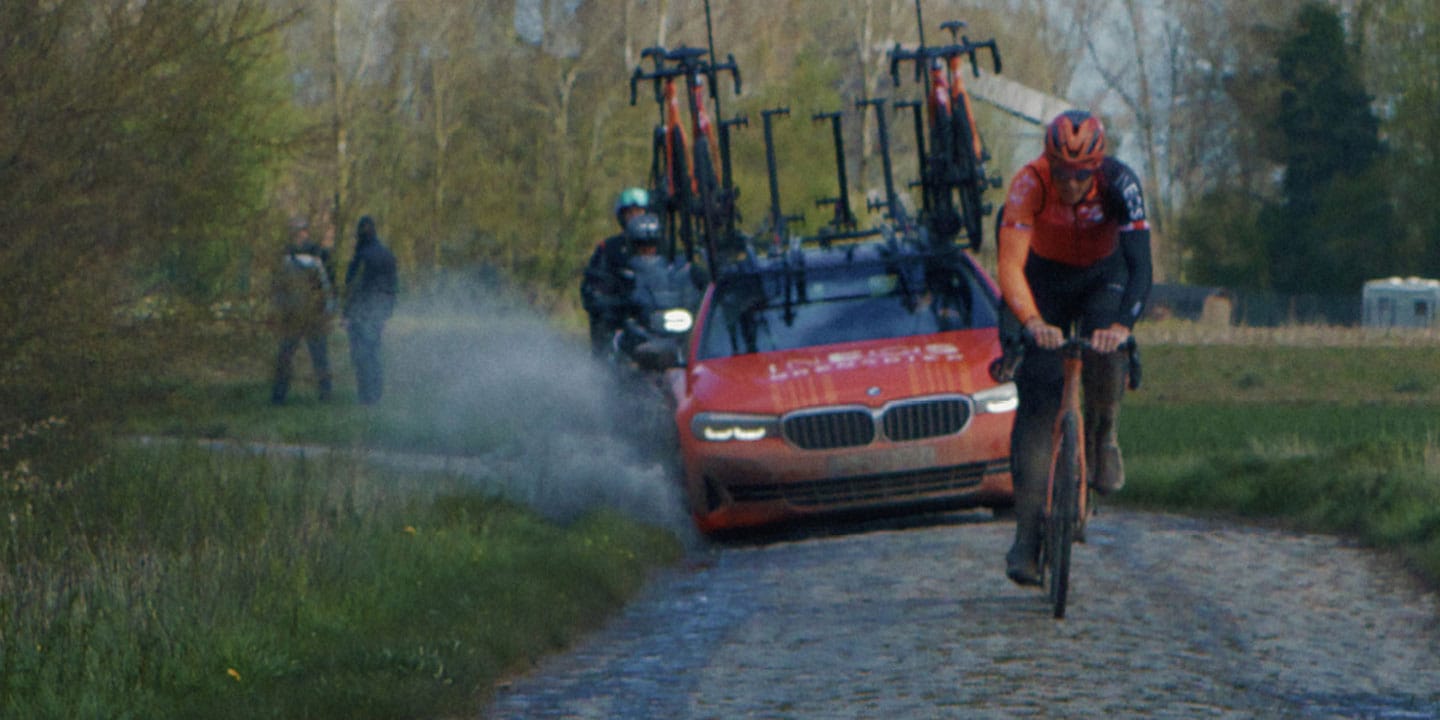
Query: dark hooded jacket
344 216 398 323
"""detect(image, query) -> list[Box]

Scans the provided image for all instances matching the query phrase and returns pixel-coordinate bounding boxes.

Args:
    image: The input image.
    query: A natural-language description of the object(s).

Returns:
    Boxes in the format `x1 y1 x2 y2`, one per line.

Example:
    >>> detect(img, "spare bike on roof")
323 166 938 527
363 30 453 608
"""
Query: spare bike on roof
629 38 744 275
889 0 1003 252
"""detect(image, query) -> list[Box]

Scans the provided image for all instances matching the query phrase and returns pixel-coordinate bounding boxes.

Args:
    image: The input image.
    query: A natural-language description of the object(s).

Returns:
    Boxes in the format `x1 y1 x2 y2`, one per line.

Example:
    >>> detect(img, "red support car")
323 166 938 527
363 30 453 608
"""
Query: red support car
661 238 1015 534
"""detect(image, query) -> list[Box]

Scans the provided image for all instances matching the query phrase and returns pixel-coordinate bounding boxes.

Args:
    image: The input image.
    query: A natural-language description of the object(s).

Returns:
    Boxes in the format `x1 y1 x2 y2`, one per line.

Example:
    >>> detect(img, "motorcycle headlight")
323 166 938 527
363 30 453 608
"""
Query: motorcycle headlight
659 308 693 333
691 413 778 442
972 382 1018 414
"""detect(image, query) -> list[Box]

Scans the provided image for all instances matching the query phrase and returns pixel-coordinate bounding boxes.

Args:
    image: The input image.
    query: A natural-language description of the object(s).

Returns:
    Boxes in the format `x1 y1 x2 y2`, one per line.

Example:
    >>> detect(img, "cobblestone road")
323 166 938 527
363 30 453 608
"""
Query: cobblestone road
483 508 1440 719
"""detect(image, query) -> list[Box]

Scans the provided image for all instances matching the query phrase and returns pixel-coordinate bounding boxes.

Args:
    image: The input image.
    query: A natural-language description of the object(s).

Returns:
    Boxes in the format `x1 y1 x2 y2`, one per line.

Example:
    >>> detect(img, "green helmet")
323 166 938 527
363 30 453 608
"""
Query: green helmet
614 187 650 227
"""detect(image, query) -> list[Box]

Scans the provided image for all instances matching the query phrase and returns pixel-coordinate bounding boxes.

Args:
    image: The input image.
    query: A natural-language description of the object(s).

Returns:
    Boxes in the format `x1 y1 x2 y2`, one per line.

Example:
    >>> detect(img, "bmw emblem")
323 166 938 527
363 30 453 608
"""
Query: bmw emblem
867 386 882 397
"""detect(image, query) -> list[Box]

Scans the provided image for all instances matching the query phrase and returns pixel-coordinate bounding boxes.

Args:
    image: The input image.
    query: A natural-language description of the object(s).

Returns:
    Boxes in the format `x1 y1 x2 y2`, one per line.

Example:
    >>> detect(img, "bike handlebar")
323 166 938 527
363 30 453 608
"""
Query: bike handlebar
1022 334 1132 352
889 33 1002 86
1007 332 1141 389
629 45 742 106
963 38 1002 76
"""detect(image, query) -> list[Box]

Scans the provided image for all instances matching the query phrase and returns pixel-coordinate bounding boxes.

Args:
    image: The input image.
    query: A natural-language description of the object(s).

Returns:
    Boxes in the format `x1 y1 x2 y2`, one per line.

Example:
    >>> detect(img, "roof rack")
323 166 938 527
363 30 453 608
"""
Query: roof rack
620 0 1003 282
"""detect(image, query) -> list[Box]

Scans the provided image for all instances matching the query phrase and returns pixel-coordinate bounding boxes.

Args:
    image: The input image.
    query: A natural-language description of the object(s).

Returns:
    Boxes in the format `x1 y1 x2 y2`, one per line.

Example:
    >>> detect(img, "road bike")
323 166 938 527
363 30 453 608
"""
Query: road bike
1027 333 1140 618
890 6 1002 252
630 44 742 272
1039 336 1090 619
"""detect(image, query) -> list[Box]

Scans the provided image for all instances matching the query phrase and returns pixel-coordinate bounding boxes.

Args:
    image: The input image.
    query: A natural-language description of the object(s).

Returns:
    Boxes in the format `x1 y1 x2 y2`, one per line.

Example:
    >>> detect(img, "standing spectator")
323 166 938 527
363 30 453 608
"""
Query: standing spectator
271 216 336 404
344 215 398 405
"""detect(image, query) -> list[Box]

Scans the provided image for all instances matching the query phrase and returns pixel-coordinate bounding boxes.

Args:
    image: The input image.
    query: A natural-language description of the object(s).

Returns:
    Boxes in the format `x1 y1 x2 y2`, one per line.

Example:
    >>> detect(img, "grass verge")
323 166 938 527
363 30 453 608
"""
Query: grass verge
1118 341 1440 589
0 442 681 719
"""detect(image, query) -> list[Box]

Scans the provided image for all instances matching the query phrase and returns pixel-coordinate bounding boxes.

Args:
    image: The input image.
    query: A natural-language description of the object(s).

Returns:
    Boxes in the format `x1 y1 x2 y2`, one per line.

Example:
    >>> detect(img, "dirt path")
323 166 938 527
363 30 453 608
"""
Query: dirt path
483 508 1440 719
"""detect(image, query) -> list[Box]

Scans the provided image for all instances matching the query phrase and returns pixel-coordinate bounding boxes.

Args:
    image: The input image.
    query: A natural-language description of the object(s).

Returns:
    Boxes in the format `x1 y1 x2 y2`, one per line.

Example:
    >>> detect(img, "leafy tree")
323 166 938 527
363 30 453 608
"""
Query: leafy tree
1177 189 1268 290
1360 0 1440 278
0 1 298 472
1266 2 1396 296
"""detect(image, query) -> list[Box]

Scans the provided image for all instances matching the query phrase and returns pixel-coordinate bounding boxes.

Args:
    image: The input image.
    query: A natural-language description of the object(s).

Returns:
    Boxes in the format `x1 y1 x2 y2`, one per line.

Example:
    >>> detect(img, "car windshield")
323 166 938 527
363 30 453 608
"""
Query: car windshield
697 253 1000 360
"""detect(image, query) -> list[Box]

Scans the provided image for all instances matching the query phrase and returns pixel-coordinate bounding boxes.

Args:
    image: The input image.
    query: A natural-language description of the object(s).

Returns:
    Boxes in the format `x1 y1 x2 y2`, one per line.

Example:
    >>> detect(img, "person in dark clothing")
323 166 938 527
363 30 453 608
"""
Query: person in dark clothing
343 215 398 405
582 187 651 357
271 216 337 404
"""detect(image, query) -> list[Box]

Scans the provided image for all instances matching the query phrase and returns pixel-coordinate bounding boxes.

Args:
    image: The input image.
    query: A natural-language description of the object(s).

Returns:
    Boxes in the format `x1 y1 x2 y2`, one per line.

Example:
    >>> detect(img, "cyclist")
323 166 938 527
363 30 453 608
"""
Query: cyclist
582 187 653 356
995 109 1153 586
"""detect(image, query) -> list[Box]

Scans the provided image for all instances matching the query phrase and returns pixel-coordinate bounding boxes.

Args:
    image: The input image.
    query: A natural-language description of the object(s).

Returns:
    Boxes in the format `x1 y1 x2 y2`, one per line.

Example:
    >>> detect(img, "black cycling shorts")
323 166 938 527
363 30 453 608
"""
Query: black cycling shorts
1024 250 1128 335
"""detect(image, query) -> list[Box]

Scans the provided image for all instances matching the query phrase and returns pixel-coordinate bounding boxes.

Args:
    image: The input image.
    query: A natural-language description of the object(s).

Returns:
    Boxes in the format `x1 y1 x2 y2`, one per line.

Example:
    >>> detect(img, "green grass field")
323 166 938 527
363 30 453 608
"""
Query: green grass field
1119 340 1440 584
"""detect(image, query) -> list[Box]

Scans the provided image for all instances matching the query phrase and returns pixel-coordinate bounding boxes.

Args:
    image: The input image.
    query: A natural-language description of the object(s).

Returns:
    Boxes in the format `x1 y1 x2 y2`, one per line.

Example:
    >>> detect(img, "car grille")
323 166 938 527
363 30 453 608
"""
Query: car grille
882 397 971 442
783 409 875 450
727 459 1008 508
780 396 973 449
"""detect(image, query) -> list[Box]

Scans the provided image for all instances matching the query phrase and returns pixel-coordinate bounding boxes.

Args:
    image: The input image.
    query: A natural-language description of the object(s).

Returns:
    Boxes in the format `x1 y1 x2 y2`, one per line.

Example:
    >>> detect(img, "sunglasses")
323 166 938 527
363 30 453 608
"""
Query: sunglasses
1051 166 1096 182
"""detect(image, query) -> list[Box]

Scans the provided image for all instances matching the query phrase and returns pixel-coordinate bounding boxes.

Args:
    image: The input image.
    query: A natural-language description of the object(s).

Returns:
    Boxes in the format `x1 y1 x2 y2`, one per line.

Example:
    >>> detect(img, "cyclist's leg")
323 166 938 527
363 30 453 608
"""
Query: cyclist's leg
1008 260 1088 585
1007 343 1062 586
1079 255 1130 494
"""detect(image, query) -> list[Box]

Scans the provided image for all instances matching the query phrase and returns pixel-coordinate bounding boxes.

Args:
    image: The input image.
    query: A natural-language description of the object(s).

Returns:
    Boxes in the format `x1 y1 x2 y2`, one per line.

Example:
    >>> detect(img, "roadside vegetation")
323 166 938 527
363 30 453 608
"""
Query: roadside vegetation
0 442 681 720
3 306 691 720
1122 323 1440 587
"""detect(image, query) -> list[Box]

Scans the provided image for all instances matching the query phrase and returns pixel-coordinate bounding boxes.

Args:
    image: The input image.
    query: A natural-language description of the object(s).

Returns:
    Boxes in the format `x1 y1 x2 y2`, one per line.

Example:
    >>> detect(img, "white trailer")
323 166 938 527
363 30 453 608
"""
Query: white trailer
1362 277 1440 329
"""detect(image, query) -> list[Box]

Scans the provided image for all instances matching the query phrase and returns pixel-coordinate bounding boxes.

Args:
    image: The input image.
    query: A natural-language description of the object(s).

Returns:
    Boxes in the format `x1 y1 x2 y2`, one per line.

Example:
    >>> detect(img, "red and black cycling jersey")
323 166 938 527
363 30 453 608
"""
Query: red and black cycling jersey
997 155 1152 329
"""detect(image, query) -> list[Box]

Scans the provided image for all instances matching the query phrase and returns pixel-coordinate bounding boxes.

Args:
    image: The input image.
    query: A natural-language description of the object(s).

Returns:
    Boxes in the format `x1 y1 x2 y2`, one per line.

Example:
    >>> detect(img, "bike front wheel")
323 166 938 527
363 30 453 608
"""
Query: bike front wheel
1045 411 1081 619
950 113 987 251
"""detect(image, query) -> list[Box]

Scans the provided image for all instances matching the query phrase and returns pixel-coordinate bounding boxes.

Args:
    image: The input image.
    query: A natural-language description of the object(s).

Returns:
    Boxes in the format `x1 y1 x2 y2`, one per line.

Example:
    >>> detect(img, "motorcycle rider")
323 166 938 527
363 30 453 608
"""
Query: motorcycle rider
610 212 671 357
582 187 652 357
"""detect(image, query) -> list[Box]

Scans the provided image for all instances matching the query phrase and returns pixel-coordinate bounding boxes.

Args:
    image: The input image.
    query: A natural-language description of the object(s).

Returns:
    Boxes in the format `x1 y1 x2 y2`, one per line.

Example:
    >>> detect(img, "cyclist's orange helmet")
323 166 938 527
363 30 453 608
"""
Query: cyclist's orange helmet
1044 110 1106 169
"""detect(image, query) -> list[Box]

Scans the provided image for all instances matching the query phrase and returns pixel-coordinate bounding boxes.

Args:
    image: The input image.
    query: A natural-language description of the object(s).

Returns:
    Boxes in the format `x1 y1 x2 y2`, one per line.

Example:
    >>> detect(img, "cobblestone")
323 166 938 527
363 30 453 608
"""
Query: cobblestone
484 509 1440 719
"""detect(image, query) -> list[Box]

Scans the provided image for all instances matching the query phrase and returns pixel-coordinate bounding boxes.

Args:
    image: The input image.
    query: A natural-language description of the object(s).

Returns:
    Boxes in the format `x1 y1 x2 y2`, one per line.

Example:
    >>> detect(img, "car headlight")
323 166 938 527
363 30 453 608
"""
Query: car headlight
691 412 778 442
658 308 693 333
972 382 1018 414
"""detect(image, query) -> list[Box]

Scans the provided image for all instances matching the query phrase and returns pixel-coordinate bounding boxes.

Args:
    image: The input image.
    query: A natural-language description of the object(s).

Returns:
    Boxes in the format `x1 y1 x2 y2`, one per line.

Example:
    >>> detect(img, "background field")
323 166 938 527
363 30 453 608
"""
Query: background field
1120 325 1440 587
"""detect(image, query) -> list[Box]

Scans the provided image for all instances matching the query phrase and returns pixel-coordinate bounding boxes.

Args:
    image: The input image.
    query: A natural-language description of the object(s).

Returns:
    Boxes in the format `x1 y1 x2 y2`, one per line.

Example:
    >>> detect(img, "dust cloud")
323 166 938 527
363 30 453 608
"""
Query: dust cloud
380 278 698 544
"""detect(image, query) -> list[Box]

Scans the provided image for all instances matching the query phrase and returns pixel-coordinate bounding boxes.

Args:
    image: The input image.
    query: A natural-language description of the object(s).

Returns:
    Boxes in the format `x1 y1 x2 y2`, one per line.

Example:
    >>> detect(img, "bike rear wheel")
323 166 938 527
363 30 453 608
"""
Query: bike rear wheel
660 126 695 261
950 108 986 251
1044 411 1081 619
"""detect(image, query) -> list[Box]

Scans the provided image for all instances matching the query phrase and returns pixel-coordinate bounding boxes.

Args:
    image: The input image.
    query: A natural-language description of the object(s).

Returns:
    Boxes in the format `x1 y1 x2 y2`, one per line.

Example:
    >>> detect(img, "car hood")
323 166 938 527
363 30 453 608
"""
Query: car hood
685 330 1000 414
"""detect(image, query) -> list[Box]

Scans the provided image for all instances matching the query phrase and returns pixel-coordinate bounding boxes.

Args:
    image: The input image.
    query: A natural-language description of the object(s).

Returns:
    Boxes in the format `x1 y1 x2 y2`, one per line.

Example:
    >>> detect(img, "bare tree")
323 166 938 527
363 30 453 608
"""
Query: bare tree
1070 0 1179 279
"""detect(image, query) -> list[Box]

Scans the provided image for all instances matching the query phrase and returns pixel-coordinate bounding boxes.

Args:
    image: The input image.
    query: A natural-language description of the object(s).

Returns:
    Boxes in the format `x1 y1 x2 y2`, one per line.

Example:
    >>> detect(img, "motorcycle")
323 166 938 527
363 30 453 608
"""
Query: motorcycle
612 252 704 373
606 252 705 456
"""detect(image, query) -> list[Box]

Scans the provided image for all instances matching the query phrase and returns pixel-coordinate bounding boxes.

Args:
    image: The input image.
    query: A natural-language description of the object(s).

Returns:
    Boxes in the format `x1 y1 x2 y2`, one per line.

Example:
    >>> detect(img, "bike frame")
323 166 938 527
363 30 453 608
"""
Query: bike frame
630 44 740 273
662 69 695 264
1040 332 1141 618
1047 339 1091 533
1037 336 1089 619
939 21 986 166
890 7 1001 252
